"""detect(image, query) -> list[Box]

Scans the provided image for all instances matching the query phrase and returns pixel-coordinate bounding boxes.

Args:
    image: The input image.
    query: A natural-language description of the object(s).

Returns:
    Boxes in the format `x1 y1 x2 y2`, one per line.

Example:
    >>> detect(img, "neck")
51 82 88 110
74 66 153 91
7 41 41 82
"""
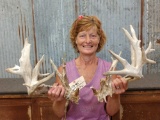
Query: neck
77 54 98 65
75 54 98 83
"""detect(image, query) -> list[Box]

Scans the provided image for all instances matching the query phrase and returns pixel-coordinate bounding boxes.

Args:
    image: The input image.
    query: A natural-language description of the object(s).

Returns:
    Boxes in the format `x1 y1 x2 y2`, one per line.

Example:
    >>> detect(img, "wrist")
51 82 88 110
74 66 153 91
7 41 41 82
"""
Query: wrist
107 94 120 101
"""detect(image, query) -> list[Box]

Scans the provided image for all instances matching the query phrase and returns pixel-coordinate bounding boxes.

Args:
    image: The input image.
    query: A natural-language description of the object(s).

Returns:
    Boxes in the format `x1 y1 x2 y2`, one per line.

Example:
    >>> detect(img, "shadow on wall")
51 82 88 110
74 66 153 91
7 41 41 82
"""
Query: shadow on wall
0 78 55 94
128 73 160 90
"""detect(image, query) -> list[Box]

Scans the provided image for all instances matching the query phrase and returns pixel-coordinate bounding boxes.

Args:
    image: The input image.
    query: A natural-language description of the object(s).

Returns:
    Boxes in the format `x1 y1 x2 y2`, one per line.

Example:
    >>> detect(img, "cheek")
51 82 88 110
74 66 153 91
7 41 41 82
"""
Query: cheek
75 38 84 45
75 37 80 45
95 39 100 45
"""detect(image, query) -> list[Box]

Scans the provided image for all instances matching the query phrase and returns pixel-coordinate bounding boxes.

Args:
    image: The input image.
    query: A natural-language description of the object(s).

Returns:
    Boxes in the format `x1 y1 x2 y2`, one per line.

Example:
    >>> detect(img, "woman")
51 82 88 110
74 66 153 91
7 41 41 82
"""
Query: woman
48 15 128 120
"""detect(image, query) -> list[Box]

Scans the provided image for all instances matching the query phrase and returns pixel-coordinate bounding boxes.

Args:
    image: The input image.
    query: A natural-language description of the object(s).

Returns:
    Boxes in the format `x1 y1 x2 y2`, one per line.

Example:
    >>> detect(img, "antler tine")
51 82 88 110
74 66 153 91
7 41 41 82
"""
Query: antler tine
130 25 138 41
145 42 155 54
26 72 54 95
124 26 142 66
5 65 21 74
50 59 63 80
104 50 135 76
32 55 45 83
35 55 50 77
122 27 137 66
61 58 67 81
141 47 156 65
109 52 122 71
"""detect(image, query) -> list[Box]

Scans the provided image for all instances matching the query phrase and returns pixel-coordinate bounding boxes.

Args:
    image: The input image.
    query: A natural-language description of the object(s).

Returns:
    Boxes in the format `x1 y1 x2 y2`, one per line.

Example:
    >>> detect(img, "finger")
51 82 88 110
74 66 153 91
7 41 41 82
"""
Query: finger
48 87 54 95
113 78 122 89
114 87 125 94
48 95 55 101
114 87 121 94
53 82 59 87
112 78 126 94
121 78 128 90
112 75 127 94
56 87 65 101
112 80 120 92
112 81 121 94
56 84 66 97
59 86 65 98
48 90 55 101
48 82 59 94
116 76 125 87
48 84 58 95
111 82 116 91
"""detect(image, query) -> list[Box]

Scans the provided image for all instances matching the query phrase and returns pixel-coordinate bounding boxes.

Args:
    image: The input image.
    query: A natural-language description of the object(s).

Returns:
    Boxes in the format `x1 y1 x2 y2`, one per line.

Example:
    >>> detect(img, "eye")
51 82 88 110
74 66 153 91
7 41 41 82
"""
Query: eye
79 34 86 38
90 34 97 38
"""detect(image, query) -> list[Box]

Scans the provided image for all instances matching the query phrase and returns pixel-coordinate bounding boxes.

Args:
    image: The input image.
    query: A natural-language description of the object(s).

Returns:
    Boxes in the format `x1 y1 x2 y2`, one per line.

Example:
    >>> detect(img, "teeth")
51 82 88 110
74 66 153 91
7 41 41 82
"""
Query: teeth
83 46 93 48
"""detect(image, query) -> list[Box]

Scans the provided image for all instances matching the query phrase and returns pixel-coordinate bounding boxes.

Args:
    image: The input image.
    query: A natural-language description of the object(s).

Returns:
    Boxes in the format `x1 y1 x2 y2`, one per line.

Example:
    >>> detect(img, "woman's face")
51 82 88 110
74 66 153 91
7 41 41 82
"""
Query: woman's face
76 27 100 55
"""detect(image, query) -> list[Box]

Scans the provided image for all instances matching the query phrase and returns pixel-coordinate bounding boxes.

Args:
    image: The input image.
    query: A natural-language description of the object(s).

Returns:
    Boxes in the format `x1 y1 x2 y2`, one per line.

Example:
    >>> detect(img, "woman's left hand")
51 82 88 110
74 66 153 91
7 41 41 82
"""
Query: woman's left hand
112 75 128 94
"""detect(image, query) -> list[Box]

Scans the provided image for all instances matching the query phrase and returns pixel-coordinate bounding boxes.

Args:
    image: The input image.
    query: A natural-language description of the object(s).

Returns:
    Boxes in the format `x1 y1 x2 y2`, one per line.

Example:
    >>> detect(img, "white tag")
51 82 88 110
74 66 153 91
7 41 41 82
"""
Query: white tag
69 76 86 91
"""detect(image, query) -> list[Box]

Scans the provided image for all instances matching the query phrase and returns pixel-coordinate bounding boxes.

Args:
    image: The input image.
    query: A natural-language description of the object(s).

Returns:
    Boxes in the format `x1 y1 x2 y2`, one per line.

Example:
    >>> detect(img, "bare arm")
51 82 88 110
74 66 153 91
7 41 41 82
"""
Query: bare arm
48 66 66 118
106 75 128 116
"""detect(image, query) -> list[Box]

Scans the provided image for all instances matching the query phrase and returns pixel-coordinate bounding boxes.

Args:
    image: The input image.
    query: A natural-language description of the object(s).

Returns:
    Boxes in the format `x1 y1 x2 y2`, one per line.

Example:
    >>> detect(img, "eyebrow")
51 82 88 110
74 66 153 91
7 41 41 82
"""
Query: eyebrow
79 31 97 34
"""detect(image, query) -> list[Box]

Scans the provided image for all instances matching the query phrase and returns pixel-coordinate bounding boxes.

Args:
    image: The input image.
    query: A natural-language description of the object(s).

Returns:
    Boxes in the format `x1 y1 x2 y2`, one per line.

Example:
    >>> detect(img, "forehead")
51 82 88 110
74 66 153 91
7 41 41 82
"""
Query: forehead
79 26 98 34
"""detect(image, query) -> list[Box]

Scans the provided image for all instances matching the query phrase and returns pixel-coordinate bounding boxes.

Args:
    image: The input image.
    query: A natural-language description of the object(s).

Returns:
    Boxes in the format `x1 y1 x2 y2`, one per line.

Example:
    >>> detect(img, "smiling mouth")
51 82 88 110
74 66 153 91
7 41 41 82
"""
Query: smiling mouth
83 45 93 48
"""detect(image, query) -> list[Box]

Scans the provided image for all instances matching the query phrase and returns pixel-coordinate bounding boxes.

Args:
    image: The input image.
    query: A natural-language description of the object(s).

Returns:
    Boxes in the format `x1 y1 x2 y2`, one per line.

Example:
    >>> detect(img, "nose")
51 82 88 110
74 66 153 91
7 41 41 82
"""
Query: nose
85 35 91 43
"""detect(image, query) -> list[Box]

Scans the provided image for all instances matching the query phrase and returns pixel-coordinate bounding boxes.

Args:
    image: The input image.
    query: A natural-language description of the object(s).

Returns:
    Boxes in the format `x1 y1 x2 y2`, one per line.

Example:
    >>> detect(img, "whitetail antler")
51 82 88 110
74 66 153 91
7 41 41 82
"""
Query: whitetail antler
91 25 156 102
6 38 54 95
91 52 121 102
50 59 79 120
104 25 156 78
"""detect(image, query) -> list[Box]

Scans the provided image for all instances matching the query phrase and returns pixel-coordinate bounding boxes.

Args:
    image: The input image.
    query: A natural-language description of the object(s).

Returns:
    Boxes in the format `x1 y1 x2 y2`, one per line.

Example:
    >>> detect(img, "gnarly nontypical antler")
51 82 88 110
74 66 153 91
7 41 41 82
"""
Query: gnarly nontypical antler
91 52 121 102
6 38 54 95
50 59 79 120
91 25 156 102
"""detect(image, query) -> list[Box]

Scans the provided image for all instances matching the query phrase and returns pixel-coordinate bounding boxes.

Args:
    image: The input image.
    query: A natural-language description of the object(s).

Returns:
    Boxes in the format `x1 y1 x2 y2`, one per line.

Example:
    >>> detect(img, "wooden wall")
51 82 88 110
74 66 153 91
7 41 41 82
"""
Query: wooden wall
113 90 160 120
0 95 60 120
0 90 160 120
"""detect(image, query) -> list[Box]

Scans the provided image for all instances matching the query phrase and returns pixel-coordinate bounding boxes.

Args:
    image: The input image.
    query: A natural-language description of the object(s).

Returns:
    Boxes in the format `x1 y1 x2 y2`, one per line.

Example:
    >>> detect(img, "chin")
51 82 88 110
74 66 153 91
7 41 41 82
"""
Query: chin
81 51 96 55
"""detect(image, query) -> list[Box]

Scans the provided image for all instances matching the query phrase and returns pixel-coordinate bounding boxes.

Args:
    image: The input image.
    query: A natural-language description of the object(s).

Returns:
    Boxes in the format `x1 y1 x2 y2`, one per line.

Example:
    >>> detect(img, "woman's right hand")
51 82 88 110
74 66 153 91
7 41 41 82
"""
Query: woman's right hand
48 83 65 102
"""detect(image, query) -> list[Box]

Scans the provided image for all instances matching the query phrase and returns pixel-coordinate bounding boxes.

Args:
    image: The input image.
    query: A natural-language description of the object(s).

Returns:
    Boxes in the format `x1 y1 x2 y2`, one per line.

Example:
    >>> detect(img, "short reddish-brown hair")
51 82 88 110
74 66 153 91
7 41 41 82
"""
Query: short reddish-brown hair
70 16 107 53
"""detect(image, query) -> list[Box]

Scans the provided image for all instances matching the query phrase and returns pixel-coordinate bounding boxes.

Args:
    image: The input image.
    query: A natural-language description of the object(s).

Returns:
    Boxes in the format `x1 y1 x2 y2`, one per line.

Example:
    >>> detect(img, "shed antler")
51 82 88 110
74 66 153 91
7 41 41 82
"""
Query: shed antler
50 59 79 120
6 38 54 95
91 25 156 102
105 25 156 79
91 52 121 102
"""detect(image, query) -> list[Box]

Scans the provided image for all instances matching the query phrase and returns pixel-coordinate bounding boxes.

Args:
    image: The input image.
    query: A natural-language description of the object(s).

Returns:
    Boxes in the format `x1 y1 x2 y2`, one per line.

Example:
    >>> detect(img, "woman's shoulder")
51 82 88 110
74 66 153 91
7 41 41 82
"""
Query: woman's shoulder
98 58 111 65
66 59 75 66
65 59 77 71
98 58 111 71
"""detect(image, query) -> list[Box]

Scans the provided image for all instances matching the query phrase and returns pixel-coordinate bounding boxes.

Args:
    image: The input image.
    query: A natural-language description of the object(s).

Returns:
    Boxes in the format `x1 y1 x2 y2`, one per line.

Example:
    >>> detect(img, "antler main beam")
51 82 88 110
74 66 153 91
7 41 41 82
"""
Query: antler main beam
6 38 54 95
